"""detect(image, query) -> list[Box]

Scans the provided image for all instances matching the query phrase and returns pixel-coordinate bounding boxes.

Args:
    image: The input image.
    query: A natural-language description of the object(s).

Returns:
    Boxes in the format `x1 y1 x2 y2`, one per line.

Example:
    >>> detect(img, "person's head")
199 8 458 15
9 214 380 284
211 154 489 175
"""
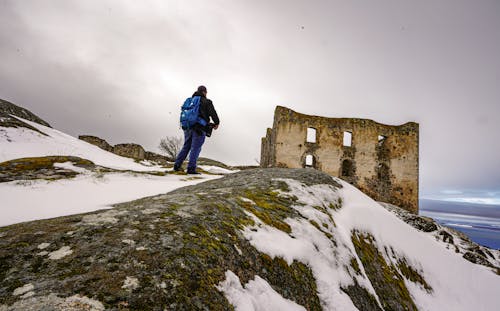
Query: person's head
197 85 207 97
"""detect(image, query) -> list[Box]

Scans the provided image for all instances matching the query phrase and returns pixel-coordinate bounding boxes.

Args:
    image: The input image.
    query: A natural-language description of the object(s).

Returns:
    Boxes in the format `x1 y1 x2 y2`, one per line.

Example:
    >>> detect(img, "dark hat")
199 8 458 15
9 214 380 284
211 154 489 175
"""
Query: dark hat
197 85 207 93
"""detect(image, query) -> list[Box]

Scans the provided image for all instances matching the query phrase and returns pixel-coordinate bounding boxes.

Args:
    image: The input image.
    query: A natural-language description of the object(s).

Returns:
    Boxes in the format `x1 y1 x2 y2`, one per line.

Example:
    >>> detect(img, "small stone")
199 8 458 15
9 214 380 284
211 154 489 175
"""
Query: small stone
37 242 50 250
48 246 73 260
122 276 139 291
122 239 135 246
13 283 34 296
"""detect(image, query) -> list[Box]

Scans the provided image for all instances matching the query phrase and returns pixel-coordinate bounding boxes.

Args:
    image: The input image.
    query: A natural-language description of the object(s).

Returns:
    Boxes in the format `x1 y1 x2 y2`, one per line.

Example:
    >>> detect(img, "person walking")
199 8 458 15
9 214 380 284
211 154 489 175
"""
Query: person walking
173 85 219 174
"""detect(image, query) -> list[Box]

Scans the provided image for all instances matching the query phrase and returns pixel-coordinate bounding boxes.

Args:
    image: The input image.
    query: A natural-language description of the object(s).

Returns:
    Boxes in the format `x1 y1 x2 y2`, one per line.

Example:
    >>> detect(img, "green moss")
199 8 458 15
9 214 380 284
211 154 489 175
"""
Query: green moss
352 231 418 311
397 258 432 292
0 156 93 172
350 257 361 275
236 188 302 234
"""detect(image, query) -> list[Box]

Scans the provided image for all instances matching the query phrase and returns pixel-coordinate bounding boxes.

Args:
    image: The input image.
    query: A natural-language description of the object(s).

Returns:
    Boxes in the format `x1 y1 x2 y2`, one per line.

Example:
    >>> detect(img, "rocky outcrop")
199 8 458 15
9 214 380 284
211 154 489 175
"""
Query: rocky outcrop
0 99 51 135
78 136 168 162
112 143 146 160
0 169 329 310
1 168 496 310
78 136 113 152
0 156 95 183
380 202 499 271
144 151 168 164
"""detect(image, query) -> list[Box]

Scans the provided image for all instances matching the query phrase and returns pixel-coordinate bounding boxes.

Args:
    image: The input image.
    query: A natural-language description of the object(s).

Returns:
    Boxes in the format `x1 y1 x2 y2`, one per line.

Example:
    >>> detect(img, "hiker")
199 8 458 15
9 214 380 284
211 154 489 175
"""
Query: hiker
173 85 219 174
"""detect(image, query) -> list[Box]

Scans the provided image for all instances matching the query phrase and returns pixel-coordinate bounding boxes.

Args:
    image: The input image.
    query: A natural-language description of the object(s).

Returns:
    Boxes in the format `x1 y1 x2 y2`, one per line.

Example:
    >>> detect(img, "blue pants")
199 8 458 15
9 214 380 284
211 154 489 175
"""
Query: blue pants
174 129 206 171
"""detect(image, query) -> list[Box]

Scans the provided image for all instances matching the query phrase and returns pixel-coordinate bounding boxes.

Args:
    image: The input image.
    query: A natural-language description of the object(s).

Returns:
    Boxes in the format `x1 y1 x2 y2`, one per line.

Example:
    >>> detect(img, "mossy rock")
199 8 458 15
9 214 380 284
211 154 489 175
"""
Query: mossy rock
0 156 95 182
0 168 335 310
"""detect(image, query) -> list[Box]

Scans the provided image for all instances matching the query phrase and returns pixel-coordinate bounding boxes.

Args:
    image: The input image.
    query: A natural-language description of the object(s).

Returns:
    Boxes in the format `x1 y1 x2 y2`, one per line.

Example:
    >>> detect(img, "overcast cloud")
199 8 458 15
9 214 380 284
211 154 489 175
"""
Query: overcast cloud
1 0 499 199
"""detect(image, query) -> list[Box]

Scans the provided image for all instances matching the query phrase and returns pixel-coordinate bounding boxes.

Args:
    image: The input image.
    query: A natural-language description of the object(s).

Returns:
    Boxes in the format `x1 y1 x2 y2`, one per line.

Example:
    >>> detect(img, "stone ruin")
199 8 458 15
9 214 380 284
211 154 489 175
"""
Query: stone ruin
261 106 419 214
79 135 167 163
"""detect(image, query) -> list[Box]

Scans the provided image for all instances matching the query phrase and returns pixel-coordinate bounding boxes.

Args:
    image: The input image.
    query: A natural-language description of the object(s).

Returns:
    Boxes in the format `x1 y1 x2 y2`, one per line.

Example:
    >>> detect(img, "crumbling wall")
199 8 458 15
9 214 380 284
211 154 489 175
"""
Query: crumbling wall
78 135 113 152
113 143 146 160
261 106 419 213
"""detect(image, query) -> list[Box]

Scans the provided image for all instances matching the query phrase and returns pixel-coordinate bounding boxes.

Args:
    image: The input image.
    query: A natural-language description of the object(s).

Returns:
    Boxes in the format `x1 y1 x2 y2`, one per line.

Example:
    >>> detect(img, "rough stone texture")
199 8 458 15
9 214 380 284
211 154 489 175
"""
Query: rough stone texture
380 202 500 271
0 99 51 128
0 156 95 183
0 168 496 310
144 151 168 164
0 99 51 135
0 168 332 310
78 136 113 152
112 144 146 161
261 106 419 214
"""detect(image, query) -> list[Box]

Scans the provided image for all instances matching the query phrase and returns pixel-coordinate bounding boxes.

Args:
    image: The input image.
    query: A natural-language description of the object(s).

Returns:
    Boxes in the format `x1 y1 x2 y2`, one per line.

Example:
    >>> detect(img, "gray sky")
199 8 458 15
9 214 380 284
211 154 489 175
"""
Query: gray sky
1 0 499 200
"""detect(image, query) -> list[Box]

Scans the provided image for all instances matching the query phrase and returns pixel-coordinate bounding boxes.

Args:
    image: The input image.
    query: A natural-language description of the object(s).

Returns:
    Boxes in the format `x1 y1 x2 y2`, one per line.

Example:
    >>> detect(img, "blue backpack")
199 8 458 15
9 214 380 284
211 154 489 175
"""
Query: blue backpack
180 96 207 129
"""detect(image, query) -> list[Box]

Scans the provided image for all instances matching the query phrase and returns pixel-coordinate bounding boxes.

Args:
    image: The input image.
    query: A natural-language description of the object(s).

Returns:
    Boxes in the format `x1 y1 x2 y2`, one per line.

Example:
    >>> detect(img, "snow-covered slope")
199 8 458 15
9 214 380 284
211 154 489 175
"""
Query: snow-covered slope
0 168 498 310
0 116 162 171
220 174 500 311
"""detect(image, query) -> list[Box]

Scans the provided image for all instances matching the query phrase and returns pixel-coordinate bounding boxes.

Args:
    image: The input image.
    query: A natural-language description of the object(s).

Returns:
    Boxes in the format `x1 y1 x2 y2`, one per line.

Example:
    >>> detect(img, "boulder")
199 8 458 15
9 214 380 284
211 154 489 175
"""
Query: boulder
112 143 145 160
78 135 113 152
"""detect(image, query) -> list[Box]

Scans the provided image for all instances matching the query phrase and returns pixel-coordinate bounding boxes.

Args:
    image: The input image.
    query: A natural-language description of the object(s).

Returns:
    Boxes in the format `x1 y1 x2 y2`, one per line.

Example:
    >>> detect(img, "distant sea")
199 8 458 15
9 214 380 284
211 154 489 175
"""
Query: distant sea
420 199 500 250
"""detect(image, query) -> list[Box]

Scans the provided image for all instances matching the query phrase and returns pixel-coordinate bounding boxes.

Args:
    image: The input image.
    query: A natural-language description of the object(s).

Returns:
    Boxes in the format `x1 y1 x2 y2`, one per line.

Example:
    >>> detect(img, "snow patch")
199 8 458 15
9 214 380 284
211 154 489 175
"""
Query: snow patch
37 242 50 250
0 170 221 227
48 246 73 260
198 165 237 174
217 270 306 311
122 277 139 291
53 161 89 174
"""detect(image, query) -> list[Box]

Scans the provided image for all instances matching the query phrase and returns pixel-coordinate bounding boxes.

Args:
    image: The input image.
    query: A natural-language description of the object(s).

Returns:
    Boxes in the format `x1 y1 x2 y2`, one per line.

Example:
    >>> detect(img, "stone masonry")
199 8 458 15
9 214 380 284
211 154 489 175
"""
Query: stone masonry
261 106 419 213
78 135 113 152
112 144 146 161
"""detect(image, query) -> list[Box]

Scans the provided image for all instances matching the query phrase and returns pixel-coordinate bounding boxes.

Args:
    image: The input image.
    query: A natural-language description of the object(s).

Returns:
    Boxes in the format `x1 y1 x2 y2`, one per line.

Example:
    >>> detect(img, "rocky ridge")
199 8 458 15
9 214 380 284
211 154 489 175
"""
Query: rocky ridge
1 168 498 310
0 99 51 133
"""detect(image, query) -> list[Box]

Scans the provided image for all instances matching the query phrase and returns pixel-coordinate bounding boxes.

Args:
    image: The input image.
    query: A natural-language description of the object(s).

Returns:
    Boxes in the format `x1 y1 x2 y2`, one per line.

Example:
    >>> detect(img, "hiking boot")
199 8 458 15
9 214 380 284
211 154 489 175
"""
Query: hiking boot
187 169 201 175
173 165 182 172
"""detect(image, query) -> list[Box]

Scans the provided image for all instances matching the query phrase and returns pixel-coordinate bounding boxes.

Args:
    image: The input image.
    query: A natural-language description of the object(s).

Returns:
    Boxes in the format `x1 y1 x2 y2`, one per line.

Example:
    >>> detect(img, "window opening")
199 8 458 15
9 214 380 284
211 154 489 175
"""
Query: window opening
305 154 314 167
343 131 352 147
378 135 387 146
341 159 353 176
306 128 317 143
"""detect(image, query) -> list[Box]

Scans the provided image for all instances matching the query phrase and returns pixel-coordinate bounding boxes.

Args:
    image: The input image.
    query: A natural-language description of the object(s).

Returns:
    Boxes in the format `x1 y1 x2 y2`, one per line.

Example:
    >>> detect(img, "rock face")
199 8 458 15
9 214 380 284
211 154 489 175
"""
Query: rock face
261 106 419 214
144 151 168 164
113 143 146 161
380 202 500 271
0 169 327 310
78 136 113 152
0 99 51 134
0 156 95 183
0 168 497 310
78 136 169 162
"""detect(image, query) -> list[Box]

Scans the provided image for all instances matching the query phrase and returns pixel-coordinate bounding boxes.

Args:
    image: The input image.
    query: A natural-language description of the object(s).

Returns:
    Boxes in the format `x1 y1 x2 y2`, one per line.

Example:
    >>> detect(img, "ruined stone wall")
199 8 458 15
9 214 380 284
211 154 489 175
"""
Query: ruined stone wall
113 144 146 160
78 135 113 152
261 106 419 213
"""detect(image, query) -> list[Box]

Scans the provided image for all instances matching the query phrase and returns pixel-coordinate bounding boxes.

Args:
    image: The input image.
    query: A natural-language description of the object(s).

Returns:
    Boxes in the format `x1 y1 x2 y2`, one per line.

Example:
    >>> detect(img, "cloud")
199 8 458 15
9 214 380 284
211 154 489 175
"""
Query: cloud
1 0 500 193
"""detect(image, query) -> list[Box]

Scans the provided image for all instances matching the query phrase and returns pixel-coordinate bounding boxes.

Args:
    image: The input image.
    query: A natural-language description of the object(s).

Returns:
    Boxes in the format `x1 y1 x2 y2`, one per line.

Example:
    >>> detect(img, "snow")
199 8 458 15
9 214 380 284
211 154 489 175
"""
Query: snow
334 180 500 311
0 172 221 227
47 246 73 260
216 270 306 311
0 116 164 171
237 178 500 311
198 165 237 174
